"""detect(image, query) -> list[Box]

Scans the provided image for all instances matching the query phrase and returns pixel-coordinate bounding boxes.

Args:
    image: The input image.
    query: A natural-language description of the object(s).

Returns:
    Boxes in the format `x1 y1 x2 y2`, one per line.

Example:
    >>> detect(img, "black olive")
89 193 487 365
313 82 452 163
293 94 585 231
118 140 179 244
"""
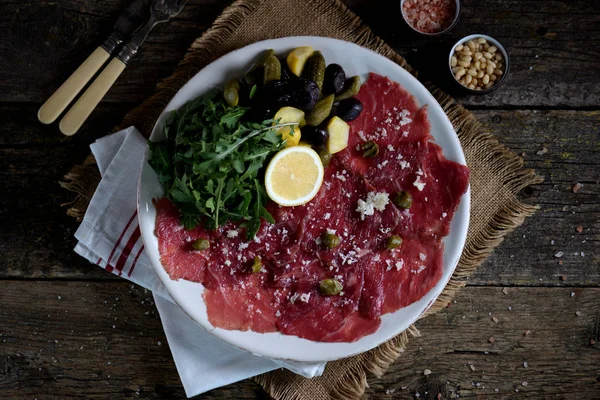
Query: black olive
245 106 274 122
291 78 320 111
280 62 297 82
302 126 329 146
324 64 346 95
336 98 363 122
258 80 293 109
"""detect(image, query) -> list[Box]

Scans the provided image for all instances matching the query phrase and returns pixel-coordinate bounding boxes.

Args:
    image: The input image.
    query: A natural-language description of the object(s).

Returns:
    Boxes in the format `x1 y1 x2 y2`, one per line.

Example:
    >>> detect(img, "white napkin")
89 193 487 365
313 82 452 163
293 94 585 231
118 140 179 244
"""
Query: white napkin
74 127 326 398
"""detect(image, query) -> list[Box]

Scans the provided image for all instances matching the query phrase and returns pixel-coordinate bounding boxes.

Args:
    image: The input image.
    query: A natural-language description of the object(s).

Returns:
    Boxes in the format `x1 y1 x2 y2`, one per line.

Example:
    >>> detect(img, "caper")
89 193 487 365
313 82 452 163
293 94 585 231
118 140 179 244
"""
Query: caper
386 235 403 250
361 141 379 158
319 278 343 296
322 232 341 248
251 256 262 273
393 191 413 209
223 79 240 107
318 148 333 167
192 238 210 251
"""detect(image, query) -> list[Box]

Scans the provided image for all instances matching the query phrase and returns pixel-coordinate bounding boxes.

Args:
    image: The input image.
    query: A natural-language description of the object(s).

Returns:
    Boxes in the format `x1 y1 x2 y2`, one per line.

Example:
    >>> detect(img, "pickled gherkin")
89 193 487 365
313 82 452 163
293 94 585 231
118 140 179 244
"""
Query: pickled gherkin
335 76 361 101
305 94 334 126
223 79 240 107
302 51 326 92
263 55 281 84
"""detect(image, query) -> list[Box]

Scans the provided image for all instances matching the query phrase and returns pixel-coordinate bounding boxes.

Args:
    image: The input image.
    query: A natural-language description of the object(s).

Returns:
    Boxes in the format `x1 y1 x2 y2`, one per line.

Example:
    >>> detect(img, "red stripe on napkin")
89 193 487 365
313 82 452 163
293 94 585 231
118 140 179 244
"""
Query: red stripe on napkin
127 245 145 277
105 212 136 273
115 226 141 276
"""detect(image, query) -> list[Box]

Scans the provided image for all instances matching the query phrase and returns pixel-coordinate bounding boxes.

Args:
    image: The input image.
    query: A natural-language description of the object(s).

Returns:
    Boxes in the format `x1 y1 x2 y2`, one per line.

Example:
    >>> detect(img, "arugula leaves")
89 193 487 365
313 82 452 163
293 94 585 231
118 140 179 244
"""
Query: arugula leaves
148 92 290 239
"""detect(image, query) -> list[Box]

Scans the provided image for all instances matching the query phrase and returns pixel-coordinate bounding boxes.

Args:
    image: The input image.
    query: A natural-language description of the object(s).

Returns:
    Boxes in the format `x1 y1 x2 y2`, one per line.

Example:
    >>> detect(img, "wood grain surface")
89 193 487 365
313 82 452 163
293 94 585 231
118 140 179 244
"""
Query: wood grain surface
0 0 598 399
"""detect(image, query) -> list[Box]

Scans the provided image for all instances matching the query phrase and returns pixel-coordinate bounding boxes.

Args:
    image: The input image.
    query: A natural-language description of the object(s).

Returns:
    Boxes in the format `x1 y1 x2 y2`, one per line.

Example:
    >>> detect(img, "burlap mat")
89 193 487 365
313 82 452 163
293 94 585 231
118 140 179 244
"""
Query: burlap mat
62 0 542 398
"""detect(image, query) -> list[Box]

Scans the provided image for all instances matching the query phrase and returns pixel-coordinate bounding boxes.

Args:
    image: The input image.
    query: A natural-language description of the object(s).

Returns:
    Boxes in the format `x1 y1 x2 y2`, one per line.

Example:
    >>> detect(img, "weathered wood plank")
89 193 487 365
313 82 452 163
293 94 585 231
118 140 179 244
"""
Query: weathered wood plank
1 282 598 399
1 107 597 284
0 0 598 107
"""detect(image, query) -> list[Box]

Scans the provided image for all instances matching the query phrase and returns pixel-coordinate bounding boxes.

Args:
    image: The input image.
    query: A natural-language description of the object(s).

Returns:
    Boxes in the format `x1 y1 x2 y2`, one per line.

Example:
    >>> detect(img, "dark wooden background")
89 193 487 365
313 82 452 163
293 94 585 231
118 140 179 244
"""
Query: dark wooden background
1 0 598 398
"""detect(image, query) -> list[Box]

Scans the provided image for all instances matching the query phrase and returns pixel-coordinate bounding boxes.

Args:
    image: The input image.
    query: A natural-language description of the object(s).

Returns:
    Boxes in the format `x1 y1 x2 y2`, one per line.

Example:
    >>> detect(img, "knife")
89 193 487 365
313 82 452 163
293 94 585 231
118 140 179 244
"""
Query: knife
59 0 188 136
37 0 150 125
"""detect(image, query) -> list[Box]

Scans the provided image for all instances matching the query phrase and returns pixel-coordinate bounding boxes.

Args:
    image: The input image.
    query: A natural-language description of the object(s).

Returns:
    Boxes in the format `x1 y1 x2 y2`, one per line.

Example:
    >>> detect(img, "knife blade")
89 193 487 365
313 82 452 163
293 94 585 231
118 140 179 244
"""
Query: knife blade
58 0 188 136
38 0 151 125
101 0 151 54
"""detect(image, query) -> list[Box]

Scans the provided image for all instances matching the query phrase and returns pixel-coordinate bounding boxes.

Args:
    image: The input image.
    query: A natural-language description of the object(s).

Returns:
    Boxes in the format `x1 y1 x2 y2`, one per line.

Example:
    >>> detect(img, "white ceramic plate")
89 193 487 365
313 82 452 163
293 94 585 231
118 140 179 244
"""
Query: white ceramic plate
138 36 470 362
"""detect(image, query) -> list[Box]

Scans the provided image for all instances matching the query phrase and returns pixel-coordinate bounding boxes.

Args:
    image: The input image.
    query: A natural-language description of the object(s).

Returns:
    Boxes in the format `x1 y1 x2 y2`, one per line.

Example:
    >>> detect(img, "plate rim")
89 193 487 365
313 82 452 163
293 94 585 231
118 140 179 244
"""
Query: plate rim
137 36 471 362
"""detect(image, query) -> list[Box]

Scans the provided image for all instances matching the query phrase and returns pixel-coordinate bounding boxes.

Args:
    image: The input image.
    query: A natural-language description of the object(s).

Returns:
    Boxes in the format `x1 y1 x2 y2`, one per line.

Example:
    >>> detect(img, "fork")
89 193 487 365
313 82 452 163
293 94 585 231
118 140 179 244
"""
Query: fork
59 0 188 136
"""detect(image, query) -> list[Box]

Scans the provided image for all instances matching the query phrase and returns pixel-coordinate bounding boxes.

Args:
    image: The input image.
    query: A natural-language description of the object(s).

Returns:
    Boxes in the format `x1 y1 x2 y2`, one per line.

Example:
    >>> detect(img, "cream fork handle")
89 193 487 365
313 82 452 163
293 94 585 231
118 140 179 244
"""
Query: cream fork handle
59 58 126 136
38 47 110 125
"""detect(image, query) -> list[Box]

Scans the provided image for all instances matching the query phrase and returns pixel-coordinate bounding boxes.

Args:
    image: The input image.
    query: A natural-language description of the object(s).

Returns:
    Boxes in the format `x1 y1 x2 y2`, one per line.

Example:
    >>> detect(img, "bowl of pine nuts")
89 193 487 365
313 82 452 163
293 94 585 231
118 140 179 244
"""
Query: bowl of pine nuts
449 34 509 93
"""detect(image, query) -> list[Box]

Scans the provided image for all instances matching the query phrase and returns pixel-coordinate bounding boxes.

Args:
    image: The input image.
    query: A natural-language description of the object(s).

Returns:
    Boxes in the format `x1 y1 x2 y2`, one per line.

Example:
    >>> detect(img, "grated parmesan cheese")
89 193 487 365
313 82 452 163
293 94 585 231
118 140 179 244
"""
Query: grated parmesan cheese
226 230 238 238
299 293 311 303
419 252 427 261
355 192 390 220
324 213 331 220
413 175 426 191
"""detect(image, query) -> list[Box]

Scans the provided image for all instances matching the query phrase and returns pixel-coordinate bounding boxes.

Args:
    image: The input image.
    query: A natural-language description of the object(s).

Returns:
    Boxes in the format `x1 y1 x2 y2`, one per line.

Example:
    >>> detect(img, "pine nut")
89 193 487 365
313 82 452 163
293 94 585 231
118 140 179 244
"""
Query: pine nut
487 64 495 75
451 56 457 67
482 74 490 85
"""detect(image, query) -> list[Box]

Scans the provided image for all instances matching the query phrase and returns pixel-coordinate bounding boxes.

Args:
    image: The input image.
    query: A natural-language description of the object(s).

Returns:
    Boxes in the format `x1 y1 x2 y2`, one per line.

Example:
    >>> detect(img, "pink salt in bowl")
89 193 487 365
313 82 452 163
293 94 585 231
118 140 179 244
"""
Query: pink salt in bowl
400 0 461 37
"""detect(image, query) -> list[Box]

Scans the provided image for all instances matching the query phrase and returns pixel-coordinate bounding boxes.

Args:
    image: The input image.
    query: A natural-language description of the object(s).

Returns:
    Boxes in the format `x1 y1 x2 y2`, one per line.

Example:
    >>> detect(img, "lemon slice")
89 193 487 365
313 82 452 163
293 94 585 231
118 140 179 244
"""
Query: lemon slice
265 146 324 206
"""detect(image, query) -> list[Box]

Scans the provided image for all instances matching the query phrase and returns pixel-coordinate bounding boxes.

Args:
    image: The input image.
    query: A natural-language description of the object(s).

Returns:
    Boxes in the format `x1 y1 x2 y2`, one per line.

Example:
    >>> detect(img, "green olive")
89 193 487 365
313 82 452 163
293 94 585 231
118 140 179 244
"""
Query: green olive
318 148 332 167
334 76 361 101
386 235 403 250
263 55 281 84
319 278 343 296
192 238 210 251
251 256 262 273
224 79 240 107
322 232 341 249
361 141 379 158
393 191 413 209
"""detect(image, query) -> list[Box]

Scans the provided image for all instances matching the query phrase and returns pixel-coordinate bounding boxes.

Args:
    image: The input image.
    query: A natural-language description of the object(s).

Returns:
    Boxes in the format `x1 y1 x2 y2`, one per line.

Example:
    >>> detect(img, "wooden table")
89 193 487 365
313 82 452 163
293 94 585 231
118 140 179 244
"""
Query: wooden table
1 0 598 398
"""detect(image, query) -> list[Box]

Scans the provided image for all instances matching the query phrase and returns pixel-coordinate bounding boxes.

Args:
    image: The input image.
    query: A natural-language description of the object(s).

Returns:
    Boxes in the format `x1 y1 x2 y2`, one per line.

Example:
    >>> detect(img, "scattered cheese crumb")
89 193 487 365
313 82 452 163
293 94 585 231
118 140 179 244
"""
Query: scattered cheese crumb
413 175 426 191
423 369 432 376
289 293 300 304
387 144 395 151
419 252 427 261
238 242 249 250
324 213 331 220
299 293 311 303
326 228 337 235
356 192 390 220
226 230 238 238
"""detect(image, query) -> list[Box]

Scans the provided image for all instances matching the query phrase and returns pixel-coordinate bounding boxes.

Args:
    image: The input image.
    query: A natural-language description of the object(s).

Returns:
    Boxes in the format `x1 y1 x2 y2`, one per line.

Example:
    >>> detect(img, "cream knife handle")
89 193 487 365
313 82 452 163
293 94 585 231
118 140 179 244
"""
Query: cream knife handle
59 58 126 136
38 47 110 124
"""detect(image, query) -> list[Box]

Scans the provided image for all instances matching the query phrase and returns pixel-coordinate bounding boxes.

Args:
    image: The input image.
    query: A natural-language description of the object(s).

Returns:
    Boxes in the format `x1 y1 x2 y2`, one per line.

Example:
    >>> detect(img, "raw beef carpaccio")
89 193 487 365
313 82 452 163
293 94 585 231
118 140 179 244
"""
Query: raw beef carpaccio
154 73 470 342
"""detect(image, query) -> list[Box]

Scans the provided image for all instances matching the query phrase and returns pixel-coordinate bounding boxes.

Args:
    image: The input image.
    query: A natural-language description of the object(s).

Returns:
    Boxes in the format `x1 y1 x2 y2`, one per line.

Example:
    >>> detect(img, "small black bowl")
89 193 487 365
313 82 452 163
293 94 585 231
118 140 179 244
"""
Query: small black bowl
399 0 461 37
448 34 510 94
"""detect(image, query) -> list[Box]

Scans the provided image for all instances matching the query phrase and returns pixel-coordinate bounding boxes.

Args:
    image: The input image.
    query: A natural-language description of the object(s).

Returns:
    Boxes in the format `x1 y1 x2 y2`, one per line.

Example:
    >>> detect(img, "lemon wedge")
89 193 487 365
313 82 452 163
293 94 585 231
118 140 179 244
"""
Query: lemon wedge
265 146 324 206
286 46 314 76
